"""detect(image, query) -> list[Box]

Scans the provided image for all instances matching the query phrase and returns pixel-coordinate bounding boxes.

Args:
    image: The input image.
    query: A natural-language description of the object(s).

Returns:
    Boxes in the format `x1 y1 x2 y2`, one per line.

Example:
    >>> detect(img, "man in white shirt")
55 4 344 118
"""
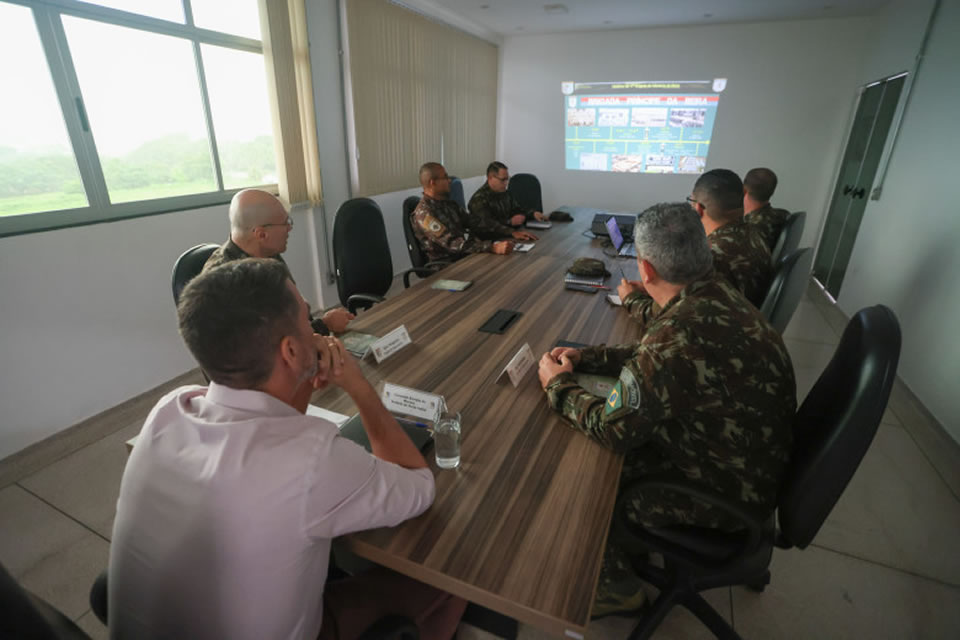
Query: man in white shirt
108 258 465 640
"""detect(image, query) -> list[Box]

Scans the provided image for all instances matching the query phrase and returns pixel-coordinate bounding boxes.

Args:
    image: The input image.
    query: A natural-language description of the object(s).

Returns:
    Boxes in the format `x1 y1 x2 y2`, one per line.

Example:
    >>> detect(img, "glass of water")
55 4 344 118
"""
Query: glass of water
433 411 461 469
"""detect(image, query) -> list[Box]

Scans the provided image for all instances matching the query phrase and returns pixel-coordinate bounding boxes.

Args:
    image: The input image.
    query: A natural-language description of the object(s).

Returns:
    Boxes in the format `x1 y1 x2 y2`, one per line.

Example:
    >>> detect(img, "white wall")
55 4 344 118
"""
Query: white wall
837 0 960 440
496 17 872 249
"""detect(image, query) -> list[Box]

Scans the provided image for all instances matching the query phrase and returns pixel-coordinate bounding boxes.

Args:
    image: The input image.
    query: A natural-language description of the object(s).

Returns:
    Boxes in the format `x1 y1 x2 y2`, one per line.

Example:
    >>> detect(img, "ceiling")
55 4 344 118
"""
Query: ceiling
401 0 890 36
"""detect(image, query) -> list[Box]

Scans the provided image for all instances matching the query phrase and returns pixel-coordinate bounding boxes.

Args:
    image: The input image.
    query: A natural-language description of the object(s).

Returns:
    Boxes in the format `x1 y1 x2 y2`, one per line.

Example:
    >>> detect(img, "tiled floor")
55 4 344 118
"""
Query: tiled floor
2 282 959 639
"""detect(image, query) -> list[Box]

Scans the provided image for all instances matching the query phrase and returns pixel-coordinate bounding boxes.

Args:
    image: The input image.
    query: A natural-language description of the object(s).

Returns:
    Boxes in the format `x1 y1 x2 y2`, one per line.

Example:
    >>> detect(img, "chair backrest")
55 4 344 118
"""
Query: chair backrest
448 176 466 210
508 173 542 212
401 195 429 269
770 211 806 264
333 198 394 308
0 562 91 639
777 305 901 549
759 247 813 333
171 243 219 305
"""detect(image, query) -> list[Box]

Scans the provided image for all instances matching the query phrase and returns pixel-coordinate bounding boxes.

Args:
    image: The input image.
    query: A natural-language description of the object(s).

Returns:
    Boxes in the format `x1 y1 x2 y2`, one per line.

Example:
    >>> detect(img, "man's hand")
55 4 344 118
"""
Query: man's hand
617 278 646 300
509 213 526 226
548 346 581 366
321 307 355 334
492 240 514 255
533 211 547 222
538 352 575 389
511 230 538 241
309 334 344 390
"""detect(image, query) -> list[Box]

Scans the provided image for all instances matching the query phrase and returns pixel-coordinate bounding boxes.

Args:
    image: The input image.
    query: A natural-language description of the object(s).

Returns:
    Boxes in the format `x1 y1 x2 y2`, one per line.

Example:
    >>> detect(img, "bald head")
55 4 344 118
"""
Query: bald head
228 189 292 258
419 162 450 198
229 189 287 235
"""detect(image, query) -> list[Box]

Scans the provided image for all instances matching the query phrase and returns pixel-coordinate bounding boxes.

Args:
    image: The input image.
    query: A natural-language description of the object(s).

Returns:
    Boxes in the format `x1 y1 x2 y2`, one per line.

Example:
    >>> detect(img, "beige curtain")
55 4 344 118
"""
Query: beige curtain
345 0 498 196
259 0 323 205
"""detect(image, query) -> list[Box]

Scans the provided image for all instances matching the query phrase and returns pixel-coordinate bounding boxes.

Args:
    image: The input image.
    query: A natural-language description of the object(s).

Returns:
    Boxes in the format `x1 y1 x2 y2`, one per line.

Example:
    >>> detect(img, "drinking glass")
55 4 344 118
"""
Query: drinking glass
434 411 461 469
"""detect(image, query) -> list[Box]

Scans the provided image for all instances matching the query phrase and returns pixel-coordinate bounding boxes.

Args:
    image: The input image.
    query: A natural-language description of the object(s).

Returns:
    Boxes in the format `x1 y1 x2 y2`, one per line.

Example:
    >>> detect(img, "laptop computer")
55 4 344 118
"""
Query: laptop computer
605 217 637 257
591 213 636 237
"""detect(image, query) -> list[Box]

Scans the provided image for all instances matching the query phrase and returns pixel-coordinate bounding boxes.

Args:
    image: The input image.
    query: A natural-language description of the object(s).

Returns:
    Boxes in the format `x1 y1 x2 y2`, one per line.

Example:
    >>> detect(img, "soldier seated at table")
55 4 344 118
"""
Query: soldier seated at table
467 161 544 240
744 167 791 252
410 162 516 262
618 169 772 329
538 202 796 617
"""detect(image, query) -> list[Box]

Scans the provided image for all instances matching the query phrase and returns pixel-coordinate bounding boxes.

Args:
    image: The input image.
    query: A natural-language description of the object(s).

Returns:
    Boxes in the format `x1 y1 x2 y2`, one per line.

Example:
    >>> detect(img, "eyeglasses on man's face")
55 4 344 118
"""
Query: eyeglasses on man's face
685 196 701 208
494 173 510 183
259 216 293 229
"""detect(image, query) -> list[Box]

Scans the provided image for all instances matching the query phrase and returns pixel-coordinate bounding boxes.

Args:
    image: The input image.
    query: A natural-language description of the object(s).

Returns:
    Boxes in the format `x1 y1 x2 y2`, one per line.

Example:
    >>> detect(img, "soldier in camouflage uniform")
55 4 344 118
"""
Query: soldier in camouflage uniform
539 202 796 616
203 189 354 335
744 167 791 251
411 163 514 262
467 162 544 241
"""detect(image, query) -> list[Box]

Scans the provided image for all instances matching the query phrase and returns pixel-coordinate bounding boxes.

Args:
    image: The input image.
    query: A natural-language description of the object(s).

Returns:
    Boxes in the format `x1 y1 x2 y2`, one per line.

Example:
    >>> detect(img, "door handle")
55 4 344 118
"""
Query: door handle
842 185 853 195
853 187 865 198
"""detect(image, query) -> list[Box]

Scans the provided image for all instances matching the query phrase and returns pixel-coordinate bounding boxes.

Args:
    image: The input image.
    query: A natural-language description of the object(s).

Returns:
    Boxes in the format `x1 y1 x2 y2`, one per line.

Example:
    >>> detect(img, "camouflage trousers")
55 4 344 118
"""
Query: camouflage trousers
593 485 738 616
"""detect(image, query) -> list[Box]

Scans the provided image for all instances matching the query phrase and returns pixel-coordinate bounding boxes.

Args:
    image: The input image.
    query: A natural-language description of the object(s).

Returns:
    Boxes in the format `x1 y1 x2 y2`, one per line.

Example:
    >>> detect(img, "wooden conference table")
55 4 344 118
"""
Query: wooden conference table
311 207 645 637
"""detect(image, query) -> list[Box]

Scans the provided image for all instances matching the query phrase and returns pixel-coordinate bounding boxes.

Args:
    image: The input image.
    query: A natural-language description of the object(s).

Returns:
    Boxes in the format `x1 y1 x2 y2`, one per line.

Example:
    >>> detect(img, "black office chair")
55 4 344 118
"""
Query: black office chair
172 243 219 305
89 569 419 640
770 211 806 265
611 305 901 640
0 562 91 639
448 176 466 210
507 173 543 213
401 195 450 286
759 247 813 333
333 198 432 313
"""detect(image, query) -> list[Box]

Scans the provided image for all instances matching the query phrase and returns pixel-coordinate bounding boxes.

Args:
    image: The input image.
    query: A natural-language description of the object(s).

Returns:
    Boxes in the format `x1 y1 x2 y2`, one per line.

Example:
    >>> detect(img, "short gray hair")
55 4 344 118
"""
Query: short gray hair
632 202 713 284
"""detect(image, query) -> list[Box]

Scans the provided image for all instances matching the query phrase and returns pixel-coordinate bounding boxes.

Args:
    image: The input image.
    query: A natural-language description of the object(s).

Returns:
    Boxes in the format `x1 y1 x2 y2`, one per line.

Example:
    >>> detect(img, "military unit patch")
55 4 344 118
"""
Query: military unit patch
618 366 642 409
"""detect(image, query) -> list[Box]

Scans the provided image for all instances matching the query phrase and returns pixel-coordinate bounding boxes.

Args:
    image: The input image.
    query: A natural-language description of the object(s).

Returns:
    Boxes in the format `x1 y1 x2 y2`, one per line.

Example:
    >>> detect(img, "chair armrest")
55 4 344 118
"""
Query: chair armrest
613 478 768 563
346 294 385 315
402 267 440 289
424 260 451 270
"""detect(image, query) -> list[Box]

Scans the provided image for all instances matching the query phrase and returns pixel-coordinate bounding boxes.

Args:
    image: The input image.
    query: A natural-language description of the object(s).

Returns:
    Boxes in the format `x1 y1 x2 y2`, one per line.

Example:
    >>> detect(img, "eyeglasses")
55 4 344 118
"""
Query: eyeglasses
433 175 452 182
685 196 700 207
258 216 293 229
493 174 510 183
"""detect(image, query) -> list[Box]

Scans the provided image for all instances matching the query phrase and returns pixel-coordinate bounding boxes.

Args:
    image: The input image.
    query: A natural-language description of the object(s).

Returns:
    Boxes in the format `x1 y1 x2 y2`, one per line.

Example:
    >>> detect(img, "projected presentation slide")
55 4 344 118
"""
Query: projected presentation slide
562 80 725 174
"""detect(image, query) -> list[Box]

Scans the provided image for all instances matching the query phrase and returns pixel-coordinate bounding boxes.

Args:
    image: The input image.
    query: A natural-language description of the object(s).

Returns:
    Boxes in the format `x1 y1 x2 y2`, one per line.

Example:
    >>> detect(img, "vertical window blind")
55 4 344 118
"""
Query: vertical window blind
344 0 498 196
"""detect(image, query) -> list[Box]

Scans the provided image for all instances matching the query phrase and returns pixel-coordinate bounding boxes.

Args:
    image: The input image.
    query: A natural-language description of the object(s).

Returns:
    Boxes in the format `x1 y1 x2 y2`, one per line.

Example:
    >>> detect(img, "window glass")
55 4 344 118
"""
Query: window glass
201 44 277 189
63 16 217 202
0 2 88 216
191 0 261 39
78 0 184 23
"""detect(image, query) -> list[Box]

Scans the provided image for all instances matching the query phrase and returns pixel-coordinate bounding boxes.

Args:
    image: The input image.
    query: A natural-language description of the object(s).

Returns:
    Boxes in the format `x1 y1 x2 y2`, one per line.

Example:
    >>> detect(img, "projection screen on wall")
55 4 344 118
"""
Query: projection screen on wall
563 79 726 174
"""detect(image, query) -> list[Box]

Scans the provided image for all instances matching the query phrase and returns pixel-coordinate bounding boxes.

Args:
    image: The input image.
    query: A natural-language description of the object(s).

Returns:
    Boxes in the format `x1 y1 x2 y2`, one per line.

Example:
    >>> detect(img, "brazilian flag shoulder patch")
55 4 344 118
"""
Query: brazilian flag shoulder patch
605 381 624 415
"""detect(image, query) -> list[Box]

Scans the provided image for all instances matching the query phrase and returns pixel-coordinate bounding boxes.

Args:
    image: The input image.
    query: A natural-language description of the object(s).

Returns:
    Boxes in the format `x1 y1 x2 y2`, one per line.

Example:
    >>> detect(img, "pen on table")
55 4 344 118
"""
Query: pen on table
590 285 611 291
396 417 431 429
617 263 627 281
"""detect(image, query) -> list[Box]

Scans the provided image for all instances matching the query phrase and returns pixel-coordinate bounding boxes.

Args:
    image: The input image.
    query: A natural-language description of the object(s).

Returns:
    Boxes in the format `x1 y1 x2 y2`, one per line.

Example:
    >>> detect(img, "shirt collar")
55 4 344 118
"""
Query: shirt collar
205 381 302 419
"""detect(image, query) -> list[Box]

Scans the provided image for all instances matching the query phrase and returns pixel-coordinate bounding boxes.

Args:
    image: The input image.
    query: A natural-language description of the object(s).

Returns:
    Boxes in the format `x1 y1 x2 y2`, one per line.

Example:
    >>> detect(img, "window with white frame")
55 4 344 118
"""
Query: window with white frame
0 0 277 236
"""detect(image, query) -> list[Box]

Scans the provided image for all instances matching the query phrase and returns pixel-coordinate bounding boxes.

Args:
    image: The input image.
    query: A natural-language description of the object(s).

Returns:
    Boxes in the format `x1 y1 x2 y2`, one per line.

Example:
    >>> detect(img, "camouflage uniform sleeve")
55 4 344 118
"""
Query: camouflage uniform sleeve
468 189 515 239
577 344 635 375
622 291 661 333
506 191 535 220
545 325 698 454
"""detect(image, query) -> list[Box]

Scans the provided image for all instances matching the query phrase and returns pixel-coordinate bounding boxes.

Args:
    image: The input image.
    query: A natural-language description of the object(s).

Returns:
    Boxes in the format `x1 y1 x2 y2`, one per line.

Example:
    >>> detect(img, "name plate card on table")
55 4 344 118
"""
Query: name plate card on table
370 325 412 363
381 383 444 424
496 343 536 387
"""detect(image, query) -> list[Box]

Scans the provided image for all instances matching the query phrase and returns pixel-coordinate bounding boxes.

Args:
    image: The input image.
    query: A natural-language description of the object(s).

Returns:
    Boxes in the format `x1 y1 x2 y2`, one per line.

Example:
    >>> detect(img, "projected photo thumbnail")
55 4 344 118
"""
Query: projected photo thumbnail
563 80 724 175
669 109 706 128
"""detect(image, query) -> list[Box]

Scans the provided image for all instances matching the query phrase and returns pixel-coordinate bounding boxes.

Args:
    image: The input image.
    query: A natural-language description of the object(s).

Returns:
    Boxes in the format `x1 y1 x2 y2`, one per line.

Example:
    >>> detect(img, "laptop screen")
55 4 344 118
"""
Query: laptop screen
605 216 625 250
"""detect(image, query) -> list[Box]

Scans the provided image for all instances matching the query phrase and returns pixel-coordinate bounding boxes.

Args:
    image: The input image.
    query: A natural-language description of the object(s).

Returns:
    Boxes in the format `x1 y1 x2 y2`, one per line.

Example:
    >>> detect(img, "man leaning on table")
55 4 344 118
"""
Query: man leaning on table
204 188 354 335
538 203 796 616
410 162 515 262
467 161 542 240
109 258 466 640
